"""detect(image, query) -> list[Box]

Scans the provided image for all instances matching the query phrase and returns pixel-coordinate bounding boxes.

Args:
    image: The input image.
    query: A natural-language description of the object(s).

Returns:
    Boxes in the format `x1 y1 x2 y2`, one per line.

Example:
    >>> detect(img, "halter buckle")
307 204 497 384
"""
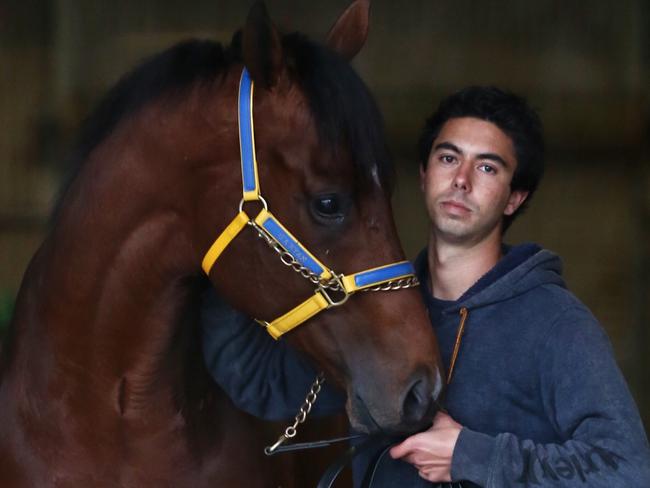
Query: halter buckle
318 276 350 307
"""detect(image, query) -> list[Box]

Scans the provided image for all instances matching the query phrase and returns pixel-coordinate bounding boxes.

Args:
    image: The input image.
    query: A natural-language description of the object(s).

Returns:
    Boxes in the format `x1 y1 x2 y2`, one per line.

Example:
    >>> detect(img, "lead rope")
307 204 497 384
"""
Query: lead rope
268 307 470 488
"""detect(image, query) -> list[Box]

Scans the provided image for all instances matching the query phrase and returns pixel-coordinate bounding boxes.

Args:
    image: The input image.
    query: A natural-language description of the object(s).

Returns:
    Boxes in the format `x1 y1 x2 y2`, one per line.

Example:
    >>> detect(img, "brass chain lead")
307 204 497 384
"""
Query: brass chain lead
264 373 325 455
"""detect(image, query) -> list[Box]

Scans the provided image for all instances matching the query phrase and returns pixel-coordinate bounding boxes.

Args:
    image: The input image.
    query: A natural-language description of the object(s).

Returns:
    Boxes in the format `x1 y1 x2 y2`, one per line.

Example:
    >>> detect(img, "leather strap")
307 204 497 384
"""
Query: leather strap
254 208 332 280
340 261 416 292
316 434 391 488
238 68 261 201
266 292 329 339
201 210 250 274
265 434 364 454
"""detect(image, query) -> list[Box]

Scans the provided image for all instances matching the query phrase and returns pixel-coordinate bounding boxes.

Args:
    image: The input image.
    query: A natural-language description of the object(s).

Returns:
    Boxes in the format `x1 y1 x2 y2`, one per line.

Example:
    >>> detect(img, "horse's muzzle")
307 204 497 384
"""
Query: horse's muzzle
402 372 443 427
348 368 444 435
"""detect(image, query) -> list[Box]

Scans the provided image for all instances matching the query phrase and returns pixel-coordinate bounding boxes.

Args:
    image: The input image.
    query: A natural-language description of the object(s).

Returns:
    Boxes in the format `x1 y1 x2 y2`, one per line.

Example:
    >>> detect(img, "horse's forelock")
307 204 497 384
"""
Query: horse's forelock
283 33 395 194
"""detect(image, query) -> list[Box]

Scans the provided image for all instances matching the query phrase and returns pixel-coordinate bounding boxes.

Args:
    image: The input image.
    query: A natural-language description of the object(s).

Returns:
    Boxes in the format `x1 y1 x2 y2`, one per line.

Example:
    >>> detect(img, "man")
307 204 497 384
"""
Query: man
201 87 650 486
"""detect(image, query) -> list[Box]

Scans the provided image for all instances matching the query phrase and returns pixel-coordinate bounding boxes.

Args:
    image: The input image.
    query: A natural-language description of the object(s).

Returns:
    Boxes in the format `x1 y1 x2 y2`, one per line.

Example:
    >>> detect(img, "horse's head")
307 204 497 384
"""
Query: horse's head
194 0 443 434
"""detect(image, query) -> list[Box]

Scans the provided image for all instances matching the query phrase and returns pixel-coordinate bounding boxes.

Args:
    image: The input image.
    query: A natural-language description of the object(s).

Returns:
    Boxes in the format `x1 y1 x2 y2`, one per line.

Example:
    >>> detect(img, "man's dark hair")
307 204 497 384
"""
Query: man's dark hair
417 86 545 231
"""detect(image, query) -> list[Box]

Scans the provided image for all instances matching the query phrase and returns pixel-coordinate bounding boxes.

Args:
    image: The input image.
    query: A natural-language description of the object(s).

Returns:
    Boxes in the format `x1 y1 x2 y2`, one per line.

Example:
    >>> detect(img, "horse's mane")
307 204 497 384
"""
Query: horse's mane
69 39 230 172
51 31 393 223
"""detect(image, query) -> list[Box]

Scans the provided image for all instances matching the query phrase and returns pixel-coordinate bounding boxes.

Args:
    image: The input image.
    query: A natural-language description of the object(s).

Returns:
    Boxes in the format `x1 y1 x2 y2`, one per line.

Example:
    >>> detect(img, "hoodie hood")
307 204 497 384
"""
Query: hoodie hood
414 243 566 313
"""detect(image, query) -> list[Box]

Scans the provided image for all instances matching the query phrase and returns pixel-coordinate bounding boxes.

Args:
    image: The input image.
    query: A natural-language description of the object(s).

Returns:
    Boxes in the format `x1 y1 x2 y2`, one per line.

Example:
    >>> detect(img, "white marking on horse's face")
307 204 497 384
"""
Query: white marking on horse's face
371 164 381 188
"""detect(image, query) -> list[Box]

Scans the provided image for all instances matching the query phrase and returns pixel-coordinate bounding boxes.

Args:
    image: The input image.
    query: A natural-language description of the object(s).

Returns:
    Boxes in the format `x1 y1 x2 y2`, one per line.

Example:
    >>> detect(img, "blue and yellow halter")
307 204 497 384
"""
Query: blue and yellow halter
202 68 418 339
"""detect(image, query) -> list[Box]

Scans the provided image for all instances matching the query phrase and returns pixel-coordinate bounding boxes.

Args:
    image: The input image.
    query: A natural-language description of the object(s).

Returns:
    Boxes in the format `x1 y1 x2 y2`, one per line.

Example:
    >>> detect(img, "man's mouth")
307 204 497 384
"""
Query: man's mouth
440 200 472 214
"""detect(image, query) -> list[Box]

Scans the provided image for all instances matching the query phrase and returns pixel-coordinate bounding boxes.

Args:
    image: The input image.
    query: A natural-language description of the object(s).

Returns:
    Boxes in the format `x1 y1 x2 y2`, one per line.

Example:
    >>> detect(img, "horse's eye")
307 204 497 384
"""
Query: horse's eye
315 196 340 215
311 194 347 224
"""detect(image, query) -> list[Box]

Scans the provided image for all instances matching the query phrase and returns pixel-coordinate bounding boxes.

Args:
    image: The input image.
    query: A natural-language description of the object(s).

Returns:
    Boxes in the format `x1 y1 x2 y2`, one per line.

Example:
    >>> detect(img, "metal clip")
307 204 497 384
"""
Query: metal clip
264 433 289 456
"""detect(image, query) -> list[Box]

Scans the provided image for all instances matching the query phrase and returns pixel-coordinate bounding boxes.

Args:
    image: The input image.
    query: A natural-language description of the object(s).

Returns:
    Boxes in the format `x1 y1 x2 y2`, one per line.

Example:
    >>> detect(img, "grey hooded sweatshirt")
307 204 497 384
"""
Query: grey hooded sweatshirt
201 243 650 487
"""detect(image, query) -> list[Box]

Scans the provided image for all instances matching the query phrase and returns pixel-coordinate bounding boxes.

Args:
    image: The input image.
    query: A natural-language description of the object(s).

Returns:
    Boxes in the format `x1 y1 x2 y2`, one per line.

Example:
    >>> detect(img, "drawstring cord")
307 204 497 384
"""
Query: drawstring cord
446 307 469 385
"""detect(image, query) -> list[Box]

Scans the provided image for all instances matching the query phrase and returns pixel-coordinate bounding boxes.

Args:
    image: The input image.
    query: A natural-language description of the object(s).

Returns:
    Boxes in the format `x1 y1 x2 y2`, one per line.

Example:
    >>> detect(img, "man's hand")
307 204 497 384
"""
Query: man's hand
389 411 462 482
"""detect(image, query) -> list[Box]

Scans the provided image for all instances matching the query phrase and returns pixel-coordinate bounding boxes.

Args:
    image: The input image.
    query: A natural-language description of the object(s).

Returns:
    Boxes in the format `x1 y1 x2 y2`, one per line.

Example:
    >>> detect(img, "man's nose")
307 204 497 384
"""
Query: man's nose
452 163 471 191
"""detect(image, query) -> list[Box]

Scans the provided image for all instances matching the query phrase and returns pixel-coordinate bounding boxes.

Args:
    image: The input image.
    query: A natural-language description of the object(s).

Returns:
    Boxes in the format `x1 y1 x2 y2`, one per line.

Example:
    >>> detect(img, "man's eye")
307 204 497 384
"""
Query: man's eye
441 155 455 164
479 164 496 174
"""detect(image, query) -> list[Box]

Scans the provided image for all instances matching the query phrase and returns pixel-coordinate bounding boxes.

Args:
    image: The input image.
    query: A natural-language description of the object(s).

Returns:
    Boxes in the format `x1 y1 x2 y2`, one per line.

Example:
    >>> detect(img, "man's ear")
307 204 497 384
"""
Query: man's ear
504 190 529 216
242 1 283 89
326 0 370 61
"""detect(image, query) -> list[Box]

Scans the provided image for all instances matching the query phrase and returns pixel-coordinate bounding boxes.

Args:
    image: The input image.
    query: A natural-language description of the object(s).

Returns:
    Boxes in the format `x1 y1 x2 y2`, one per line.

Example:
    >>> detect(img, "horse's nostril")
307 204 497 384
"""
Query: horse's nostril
402 378 432 425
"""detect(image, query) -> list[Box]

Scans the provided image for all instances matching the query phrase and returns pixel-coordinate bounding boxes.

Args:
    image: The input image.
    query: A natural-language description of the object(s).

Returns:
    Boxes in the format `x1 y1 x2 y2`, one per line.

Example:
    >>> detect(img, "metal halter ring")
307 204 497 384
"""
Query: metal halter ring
238 195 268 214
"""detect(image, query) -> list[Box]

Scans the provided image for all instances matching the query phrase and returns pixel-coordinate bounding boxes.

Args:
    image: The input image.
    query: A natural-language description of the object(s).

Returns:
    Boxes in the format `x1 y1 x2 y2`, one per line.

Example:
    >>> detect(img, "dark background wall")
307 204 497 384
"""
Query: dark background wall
1 0 648 429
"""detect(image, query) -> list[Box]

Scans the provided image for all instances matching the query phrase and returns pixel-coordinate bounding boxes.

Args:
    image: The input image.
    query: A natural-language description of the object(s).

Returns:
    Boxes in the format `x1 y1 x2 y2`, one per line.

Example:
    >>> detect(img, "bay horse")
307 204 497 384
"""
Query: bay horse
0 1 443 486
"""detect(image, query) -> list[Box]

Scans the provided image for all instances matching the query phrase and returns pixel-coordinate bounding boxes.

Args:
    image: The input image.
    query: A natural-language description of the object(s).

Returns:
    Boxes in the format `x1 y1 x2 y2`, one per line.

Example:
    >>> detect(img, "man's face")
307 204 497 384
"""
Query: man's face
420 117 528 245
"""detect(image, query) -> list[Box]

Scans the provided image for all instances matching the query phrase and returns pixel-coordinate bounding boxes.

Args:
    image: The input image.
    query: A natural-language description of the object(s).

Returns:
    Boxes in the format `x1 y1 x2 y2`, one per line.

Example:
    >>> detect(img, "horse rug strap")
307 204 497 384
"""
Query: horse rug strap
201 67 419 338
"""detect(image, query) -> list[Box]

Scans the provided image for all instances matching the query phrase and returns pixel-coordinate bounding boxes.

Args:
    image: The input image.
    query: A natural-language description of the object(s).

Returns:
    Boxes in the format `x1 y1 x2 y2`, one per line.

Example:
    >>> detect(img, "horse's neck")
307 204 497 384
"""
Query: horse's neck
0 96 282 484
6 127 204 415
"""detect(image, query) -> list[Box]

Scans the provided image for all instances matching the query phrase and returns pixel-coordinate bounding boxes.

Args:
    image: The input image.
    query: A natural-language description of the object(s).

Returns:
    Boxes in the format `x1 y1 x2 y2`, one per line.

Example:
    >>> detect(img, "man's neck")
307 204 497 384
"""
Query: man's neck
426 230 503 301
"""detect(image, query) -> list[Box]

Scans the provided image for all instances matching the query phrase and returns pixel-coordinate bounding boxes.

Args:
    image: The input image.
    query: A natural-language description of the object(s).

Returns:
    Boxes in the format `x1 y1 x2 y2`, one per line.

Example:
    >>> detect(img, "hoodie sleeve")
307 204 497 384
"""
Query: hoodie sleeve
450 306 650 487
200 288 346 421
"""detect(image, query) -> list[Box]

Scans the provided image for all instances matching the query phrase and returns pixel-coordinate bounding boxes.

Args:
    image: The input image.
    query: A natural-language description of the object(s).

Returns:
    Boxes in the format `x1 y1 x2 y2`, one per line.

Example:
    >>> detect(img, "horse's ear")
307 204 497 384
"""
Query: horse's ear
326 0 370 61
242 1 283 89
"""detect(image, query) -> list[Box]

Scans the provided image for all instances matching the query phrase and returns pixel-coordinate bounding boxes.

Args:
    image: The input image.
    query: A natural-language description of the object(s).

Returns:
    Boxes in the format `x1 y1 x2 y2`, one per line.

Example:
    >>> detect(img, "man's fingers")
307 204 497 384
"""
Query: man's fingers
389 432 429 459
418 466 452 483
390 431 429 459
418 468 438 482
389 439 412 459
389 413 460 482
